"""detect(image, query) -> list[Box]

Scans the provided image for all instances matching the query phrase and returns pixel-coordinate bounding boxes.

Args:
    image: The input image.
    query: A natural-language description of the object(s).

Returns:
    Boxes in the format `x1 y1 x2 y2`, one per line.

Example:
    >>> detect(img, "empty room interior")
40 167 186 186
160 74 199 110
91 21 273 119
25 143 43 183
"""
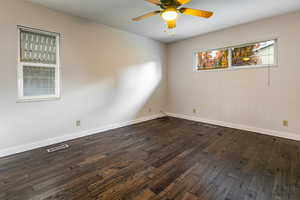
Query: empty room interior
1 0 300 199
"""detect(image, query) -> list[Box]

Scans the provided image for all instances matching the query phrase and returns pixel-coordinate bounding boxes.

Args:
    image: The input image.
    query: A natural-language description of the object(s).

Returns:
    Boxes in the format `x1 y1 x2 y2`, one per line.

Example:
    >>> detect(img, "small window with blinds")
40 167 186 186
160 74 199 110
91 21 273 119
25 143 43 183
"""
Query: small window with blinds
17 26 60 101
195 39 277 71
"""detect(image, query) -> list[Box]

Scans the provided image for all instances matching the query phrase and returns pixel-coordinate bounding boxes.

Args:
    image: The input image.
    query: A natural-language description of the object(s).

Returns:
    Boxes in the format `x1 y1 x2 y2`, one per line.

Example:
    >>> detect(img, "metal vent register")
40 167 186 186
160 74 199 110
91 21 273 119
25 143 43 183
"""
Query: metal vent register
46 144 69 153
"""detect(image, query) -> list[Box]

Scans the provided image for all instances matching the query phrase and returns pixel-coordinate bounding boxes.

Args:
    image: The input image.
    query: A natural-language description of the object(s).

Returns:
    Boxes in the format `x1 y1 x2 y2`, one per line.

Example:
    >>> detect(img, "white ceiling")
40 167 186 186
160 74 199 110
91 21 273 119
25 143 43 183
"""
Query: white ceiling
27 0 300 43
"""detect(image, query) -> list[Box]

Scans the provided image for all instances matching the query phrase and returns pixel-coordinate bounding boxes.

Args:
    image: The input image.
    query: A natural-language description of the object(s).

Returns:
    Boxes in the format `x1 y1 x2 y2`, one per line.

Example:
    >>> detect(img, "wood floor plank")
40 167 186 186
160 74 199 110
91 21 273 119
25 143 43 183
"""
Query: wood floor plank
0 117 299 200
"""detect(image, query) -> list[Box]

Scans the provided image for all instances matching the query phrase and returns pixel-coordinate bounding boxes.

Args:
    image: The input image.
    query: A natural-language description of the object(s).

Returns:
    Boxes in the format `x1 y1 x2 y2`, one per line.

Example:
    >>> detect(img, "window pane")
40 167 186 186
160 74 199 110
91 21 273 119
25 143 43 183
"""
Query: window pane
23 66 56 96
231 40 275 67
196 49 229 70
20 30 57 64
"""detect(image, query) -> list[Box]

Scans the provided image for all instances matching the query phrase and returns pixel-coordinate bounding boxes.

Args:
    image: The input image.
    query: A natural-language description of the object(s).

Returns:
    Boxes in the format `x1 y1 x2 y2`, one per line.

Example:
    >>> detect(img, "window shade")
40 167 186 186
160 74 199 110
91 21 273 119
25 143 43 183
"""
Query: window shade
20 30 57 64
23 66 56 96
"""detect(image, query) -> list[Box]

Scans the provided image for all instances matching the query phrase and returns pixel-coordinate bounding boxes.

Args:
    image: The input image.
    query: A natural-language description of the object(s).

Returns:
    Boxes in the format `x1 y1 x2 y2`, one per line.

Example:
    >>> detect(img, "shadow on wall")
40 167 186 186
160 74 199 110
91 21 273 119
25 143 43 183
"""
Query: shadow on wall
50 59 163 133
61 23 165 128
77 61 163 127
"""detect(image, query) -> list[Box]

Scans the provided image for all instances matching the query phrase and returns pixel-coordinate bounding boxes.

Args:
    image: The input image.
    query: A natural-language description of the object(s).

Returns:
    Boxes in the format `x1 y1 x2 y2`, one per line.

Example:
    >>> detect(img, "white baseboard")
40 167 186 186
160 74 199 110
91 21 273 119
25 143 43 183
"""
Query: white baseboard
0 114 165 158
166 112 300 141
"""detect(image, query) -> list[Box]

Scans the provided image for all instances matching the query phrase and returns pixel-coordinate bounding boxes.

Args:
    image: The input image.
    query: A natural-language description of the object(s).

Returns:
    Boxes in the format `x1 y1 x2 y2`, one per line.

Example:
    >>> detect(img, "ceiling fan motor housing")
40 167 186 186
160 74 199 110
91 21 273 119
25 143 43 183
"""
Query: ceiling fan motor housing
160 0 181 9
132 0 213 30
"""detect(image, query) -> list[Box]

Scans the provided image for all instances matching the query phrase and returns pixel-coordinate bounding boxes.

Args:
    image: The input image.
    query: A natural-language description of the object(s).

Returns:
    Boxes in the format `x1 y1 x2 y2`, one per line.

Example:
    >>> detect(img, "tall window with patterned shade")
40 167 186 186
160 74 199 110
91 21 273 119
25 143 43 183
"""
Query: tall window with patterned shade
18 26 60 101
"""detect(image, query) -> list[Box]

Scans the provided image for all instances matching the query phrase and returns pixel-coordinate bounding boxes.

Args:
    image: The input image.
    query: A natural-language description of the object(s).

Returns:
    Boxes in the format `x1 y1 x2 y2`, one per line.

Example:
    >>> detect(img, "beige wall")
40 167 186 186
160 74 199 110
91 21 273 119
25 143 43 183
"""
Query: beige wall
0 0 167 152
167 11 300 137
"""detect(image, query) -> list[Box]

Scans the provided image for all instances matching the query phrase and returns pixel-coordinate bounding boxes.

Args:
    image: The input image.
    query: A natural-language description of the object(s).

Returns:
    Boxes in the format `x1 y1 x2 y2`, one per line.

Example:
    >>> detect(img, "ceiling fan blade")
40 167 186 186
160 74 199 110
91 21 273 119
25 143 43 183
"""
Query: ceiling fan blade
167 20 176 29
145 0 161 5
176 0 192 5
132 11 161 21
179 8 213 18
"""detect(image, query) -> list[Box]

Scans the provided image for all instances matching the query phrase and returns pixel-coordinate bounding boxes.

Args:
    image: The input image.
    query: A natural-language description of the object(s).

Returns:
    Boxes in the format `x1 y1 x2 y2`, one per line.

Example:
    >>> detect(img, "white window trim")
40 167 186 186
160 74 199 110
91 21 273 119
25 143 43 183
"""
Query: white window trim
17 26 61 102
193 38 279 72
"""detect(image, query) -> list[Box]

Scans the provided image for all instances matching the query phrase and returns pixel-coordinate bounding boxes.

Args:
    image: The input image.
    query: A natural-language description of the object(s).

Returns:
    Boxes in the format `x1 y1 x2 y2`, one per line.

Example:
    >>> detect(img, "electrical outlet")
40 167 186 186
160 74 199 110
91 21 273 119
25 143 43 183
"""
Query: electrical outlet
148 108 152 113
283 120 288 127
193 108 197 114
76 120 81 127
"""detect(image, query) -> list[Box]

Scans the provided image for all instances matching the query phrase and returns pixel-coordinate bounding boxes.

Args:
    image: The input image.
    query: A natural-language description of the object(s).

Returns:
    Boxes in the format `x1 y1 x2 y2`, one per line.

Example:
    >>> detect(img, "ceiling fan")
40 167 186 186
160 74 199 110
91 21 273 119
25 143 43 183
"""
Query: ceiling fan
132 0 213 29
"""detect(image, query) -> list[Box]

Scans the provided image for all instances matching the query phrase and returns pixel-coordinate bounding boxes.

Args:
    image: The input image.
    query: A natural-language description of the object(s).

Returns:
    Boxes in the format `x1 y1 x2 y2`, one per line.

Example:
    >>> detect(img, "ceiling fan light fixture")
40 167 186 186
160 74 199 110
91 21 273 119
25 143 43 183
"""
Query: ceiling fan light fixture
132 0 214 31
161 8 178 21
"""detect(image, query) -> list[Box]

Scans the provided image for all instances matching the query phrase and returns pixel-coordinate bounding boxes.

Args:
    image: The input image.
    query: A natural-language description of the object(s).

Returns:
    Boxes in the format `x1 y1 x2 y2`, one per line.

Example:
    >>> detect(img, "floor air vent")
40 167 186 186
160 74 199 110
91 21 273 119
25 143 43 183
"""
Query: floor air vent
46 144 69 153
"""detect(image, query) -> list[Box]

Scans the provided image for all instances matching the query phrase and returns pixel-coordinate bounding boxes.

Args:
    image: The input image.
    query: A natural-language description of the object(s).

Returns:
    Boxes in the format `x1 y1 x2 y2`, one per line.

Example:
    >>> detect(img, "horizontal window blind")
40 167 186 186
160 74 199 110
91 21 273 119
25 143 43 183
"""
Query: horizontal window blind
23 66 56 96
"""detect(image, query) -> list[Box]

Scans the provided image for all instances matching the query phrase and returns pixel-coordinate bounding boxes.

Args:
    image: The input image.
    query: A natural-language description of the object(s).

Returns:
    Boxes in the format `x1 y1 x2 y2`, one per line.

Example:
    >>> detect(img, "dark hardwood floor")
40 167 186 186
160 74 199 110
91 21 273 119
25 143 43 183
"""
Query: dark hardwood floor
1 117 300 200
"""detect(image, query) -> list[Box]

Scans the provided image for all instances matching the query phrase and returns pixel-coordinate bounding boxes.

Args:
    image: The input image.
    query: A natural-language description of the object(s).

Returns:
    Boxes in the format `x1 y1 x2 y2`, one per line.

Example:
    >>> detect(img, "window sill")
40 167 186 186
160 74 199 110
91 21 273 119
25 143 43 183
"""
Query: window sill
17 96 61 103
194 64 278 72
